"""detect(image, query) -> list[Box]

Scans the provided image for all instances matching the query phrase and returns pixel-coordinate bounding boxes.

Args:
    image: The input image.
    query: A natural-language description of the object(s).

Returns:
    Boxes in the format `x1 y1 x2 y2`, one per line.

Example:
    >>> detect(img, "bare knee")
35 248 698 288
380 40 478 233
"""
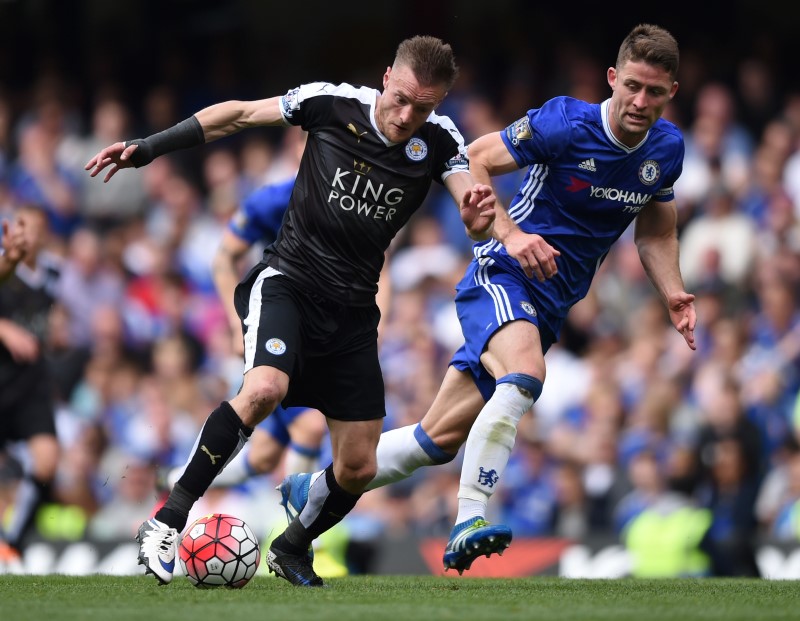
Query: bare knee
333 457 377 492
28 434 60 481
231 370 288 427
328 419 382 493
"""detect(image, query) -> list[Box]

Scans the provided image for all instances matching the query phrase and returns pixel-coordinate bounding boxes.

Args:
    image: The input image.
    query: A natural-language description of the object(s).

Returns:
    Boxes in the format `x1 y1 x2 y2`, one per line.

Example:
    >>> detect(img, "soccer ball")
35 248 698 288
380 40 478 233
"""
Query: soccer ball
179 513 261 588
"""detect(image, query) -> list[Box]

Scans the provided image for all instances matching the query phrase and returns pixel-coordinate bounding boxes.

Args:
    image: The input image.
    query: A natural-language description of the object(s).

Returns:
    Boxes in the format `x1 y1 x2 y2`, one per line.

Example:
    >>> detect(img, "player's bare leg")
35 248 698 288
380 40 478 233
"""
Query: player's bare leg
138 365 284 584
268 419 381 587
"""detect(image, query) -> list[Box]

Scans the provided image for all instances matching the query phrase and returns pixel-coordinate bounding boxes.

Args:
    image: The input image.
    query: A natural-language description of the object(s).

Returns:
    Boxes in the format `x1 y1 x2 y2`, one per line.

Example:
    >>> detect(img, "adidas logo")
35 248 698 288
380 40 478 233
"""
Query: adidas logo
578 158 597 172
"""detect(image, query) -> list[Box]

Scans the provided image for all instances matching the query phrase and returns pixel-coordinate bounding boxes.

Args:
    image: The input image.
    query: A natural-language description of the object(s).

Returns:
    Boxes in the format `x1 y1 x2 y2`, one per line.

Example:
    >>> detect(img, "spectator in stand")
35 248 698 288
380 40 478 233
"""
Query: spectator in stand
0 214 26 282
57 227 126 348
692 365 763 489
697 437 761 576
679 186 757 293
58 96 149 231
755 437 800 536
676 82 753 212
497 430 557 536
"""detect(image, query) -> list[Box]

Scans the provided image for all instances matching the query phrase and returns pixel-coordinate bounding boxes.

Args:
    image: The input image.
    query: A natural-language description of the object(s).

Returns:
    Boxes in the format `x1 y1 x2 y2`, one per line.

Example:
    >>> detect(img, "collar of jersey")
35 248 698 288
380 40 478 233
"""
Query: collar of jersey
371 89 401 148
601 99 649 154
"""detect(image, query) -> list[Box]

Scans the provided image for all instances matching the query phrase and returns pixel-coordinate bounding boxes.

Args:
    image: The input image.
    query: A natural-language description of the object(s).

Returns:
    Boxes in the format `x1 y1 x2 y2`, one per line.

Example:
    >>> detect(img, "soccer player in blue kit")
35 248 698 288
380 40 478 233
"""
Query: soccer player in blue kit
279 23 698 574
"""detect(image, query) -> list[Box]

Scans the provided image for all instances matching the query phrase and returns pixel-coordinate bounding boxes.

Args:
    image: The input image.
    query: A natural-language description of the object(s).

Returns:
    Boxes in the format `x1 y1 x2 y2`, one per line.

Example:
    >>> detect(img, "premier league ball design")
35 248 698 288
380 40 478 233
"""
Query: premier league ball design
179 513 260 588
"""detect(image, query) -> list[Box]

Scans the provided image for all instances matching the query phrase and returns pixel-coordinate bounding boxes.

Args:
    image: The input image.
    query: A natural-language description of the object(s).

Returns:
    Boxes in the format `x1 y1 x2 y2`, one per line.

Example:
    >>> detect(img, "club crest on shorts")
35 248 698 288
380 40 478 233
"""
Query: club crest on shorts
265 338 287 355
520 301 537 316
405 137 428 161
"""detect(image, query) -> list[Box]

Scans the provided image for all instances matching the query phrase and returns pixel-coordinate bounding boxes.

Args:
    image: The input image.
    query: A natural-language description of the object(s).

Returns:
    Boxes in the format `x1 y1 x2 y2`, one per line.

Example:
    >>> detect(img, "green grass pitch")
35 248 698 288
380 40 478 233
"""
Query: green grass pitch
0 575 796 621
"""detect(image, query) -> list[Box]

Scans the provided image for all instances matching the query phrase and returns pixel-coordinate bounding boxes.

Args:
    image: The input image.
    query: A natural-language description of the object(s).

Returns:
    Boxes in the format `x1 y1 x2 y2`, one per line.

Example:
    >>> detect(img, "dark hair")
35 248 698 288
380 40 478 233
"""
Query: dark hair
616 24 679 79
394 35 459 90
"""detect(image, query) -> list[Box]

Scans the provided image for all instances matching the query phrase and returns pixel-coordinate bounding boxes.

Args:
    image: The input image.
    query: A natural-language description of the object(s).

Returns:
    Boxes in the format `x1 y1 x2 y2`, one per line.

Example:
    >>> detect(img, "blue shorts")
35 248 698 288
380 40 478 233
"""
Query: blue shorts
258 405 310 446
451 258 557 401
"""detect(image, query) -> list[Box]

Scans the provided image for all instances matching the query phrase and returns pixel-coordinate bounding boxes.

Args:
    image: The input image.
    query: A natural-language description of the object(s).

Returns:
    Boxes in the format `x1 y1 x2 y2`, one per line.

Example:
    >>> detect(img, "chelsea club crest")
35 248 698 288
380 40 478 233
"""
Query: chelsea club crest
520 301 537 317
638 159 660 186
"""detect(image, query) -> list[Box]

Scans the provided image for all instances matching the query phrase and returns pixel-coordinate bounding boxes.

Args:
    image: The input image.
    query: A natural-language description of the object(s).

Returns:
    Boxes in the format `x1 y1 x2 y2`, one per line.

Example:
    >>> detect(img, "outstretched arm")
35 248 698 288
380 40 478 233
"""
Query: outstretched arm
635 199 696 350
85 97 284 182
212 229 253 356
467 132 560 282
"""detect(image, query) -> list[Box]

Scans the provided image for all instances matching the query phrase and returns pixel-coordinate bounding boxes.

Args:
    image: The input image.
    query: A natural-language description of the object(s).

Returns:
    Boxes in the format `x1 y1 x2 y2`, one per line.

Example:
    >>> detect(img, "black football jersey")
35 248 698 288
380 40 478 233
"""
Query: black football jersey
0 253 61 374
265 81 469 305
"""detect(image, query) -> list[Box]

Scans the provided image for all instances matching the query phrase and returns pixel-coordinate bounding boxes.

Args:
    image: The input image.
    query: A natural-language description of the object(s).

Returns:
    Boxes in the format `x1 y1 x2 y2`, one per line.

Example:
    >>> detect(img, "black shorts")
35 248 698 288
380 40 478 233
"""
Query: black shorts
0 356 57 443
234 264 385 422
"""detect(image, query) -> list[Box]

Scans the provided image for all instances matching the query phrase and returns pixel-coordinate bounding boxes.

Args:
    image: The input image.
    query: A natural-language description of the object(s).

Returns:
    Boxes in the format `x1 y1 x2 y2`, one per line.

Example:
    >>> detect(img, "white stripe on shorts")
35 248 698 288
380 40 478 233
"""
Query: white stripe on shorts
243 266 283 372
474 259 513 326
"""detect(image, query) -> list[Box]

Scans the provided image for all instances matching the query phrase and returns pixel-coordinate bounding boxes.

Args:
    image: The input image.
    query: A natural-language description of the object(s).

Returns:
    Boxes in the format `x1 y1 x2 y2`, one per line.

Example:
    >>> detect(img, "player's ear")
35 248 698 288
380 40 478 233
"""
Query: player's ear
383 67 392 90
607 66 617 89
669 81 679 99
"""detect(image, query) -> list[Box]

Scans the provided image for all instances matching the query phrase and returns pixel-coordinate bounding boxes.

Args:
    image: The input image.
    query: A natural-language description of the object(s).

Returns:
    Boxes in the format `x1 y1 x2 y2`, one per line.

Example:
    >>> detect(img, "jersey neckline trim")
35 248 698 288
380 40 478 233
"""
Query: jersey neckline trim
370 91 398 147
601 99 648 154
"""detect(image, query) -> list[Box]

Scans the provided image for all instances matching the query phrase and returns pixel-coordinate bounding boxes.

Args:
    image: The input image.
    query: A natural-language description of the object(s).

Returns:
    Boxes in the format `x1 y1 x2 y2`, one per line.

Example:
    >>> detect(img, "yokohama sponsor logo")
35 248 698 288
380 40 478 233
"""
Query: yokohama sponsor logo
589 186 651 205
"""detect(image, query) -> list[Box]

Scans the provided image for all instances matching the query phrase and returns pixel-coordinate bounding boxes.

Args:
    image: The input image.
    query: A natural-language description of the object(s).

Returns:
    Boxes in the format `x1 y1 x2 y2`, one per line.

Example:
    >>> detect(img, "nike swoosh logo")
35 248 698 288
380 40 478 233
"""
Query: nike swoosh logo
160 557 175 572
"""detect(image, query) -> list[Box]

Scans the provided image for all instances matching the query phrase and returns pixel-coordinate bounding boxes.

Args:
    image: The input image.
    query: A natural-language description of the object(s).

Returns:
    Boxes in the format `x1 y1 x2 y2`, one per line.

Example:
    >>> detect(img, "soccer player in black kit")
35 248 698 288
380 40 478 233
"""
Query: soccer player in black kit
0 205 61 568
86 35 496 587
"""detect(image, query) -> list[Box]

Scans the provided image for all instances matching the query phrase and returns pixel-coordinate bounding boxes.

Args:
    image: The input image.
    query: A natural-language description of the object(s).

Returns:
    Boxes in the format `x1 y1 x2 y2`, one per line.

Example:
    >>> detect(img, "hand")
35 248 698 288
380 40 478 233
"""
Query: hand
0 320 39 363
504 228 561 282
84 141 139 183
460 184 496 240
1 217 27 265
667 291 696 350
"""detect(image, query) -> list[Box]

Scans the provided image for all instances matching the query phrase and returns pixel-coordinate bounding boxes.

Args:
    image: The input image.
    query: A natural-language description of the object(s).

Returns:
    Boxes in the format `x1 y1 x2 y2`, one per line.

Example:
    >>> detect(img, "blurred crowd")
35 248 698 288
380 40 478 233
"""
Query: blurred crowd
2 36 800 579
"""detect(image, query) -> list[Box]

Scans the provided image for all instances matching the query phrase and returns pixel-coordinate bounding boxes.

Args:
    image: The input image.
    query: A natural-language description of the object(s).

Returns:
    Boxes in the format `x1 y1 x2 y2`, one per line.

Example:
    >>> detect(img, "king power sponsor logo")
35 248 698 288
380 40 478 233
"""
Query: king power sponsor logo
327 166 405 221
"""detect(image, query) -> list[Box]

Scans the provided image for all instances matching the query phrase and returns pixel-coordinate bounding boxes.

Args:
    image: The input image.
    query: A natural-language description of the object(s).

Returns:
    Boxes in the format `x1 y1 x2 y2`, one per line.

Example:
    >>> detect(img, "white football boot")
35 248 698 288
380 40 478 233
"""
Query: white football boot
136 518 178 584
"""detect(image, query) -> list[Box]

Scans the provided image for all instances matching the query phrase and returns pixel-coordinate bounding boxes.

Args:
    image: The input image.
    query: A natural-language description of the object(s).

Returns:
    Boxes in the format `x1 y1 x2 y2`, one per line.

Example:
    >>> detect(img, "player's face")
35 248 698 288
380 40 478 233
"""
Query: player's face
18 209 46 257
376 64 447 143
607 60 678 147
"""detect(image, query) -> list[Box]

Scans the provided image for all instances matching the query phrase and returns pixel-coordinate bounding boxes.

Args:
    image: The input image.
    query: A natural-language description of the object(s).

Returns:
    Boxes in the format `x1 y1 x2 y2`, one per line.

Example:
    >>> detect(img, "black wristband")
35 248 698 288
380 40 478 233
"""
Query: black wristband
126 116 205 168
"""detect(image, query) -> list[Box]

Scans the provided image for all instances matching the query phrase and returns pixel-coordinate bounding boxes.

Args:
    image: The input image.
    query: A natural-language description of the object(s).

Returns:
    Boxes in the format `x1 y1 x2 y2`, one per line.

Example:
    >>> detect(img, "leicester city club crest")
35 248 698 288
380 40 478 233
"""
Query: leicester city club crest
405 137 428 161
265 338 287 355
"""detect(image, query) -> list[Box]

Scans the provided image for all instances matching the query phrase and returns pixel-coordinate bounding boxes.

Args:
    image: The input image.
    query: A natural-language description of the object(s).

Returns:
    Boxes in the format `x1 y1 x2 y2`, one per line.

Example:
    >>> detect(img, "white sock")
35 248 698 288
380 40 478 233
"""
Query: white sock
5 477 39 543
366 423 452 490
300 424 452 494
456 383 533 524
284 445 319 476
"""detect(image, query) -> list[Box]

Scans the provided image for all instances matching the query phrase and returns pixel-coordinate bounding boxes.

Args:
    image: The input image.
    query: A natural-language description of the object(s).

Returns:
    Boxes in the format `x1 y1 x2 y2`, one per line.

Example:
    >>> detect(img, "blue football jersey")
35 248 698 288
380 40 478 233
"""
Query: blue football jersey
476 96 684 334
228 177 295 246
